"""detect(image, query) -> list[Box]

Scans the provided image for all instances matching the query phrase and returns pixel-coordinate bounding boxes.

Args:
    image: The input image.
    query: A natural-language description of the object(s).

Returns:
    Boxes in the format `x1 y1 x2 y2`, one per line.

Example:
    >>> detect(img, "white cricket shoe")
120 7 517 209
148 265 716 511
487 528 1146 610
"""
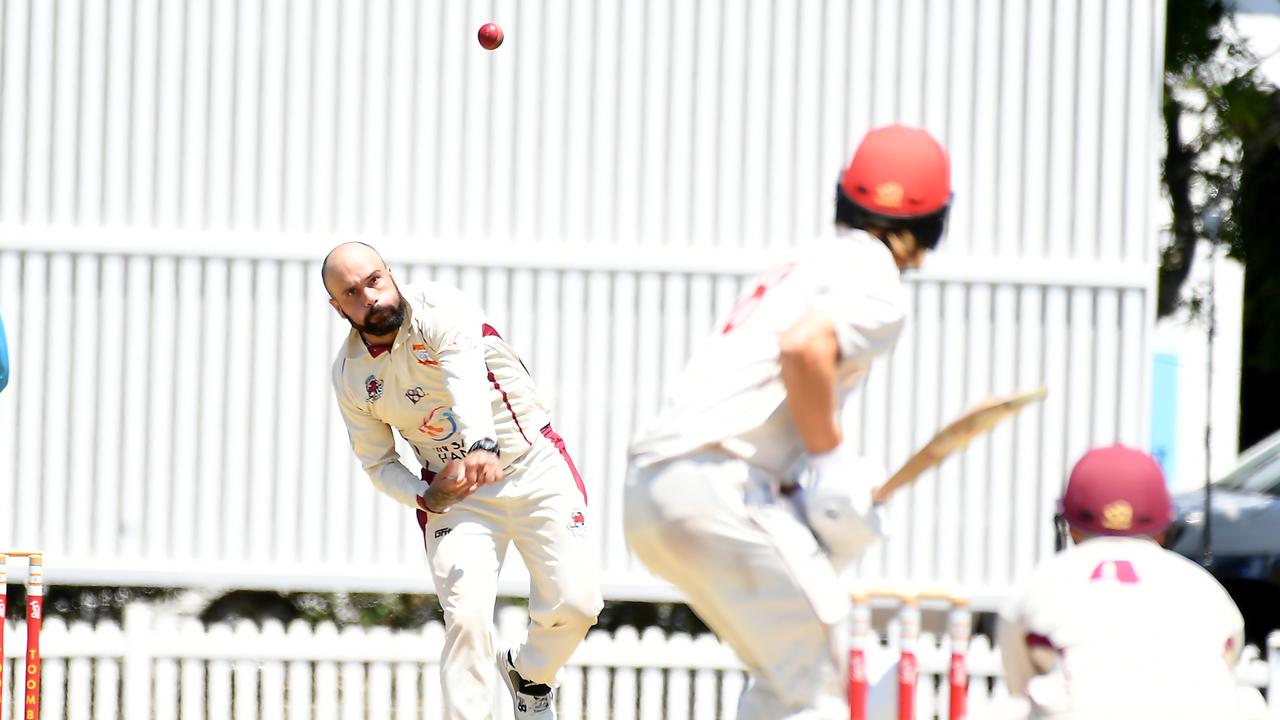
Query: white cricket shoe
497 649 556 719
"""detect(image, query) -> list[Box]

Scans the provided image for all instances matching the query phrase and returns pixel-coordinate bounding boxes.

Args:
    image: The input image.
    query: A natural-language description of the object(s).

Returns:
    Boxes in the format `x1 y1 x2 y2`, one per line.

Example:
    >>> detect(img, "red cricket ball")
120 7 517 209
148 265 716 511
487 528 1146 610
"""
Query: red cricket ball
478 23 504 51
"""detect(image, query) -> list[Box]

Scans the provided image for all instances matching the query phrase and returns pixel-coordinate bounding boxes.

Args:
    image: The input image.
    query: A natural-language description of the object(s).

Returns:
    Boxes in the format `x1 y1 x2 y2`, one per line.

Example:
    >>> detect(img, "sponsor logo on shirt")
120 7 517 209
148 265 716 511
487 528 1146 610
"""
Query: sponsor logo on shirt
567 509 586 537
418 406 458 442
411 343 438 366
405 386 427 404
434 440 467 463
434 527 452 539
364 375 384 402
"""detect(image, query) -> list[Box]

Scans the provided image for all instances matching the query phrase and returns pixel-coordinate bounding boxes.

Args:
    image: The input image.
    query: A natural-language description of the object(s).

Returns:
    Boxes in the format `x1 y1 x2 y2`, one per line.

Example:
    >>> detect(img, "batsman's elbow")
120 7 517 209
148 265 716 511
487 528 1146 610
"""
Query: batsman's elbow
779 314 839 368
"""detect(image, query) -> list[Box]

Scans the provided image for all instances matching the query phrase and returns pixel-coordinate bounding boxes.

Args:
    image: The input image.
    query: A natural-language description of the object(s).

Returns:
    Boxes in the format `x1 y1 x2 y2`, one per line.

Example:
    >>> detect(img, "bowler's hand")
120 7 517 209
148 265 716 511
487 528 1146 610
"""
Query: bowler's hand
417 460 475 513
463 447 504 487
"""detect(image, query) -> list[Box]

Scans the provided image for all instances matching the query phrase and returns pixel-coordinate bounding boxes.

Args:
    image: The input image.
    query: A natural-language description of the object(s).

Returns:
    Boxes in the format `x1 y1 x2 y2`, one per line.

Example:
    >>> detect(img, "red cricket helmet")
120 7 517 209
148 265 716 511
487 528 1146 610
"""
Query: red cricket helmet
1060 445 1172 537
840 124 952 219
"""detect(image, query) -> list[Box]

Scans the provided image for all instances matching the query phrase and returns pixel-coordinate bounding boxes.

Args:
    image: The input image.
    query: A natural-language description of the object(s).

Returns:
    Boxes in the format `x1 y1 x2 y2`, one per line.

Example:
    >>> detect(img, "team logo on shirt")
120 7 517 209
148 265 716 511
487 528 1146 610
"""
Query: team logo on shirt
405 386 427 404
567 509 586 537
411 343 438 366
364 375 384 402
418 406 458 441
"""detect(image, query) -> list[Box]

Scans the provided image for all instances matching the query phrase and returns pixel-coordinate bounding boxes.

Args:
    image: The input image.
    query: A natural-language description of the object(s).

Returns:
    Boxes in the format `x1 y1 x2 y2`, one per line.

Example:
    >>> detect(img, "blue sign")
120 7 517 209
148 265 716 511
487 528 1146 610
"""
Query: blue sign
1150 353 1178 483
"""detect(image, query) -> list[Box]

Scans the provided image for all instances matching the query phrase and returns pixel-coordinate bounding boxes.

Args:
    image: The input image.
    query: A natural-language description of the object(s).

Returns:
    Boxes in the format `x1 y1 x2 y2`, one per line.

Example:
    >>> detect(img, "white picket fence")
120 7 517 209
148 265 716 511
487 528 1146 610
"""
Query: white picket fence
3 605 1279 720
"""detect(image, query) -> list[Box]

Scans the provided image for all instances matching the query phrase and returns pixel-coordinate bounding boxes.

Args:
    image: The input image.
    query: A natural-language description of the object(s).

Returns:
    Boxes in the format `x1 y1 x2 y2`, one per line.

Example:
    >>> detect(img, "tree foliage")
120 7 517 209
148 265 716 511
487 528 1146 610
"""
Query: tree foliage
1159 0 1276 319
1161 0 1280 447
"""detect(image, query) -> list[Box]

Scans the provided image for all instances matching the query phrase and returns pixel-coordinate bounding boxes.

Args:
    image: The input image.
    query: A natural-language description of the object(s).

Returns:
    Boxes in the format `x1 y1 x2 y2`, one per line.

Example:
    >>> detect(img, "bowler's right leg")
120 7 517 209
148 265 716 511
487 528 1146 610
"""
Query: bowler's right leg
420 505 508 720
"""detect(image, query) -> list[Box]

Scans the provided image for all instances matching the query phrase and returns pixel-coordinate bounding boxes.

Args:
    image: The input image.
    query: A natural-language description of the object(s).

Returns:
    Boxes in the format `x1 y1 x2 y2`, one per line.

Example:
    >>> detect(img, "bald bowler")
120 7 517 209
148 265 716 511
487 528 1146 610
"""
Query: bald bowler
324 243 602 720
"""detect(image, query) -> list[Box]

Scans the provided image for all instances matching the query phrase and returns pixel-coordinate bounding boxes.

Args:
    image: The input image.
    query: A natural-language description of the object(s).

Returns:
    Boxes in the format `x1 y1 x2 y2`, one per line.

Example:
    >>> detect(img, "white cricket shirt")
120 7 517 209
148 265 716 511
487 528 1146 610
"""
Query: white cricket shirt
332 282 551 509
629 230 907 479
997 536 1248 718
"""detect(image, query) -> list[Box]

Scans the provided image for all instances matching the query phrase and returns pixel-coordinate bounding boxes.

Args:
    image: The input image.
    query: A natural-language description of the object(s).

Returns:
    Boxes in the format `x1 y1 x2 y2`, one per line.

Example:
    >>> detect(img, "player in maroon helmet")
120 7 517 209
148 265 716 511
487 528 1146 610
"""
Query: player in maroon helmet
995 445 1266 719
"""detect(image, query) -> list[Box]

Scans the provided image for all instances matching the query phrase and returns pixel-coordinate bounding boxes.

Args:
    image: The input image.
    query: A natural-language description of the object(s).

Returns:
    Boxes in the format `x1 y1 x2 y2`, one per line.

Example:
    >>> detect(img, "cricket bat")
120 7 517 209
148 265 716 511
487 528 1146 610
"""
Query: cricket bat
871 386 1048 504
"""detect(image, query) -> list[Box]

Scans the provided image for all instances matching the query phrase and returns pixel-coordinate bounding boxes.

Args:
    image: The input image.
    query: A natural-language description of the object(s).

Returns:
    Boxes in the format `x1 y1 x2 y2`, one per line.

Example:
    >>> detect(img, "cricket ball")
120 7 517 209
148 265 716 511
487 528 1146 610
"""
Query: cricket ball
478 23 504 51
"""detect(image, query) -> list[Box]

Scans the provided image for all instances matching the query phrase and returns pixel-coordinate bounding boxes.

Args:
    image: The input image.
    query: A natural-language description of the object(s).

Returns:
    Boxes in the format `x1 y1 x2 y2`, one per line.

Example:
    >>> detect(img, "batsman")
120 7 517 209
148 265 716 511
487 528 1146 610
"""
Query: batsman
625 125 954 719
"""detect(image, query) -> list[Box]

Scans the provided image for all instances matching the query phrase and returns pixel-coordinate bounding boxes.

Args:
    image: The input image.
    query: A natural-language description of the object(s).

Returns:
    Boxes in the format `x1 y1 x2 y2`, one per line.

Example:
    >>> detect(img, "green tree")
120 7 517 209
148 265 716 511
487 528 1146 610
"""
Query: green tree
1160 0 1280 446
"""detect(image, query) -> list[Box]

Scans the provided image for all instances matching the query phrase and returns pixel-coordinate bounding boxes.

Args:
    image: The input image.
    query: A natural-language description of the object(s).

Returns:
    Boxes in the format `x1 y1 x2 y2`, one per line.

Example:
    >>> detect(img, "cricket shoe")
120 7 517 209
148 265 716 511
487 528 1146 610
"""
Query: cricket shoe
497 648 556 719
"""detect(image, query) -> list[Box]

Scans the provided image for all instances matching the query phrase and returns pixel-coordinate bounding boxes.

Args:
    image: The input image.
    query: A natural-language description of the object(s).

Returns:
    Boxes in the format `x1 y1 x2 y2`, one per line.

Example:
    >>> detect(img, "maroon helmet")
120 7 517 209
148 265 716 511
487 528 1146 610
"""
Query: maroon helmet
1060 445 1172 537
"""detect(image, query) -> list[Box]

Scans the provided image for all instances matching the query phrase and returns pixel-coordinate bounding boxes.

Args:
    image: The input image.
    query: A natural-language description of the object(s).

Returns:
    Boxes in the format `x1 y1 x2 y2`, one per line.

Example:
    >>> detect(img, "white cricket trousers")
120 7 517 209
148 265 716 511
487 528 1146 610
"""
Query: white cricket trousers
417 425 604 720
624 453 851 720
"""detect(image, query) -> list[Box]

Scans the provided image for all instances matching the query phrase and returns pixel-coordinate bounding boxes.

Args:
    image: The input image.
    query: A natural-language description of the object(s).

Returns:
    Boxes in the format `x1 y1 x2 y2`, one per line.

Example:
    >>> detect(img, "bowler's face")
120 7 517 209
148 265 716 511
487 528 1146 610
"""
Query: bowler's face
327 256 404 337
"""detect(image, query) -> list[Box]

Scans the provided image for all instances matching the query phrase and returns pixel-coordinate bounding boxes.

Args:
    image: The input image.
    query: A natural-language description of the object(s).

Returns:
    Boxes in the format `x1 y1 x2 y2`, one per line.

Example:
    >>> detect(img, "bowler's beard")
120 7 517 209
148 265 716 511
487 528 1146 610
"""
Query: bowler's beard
349 297 407 338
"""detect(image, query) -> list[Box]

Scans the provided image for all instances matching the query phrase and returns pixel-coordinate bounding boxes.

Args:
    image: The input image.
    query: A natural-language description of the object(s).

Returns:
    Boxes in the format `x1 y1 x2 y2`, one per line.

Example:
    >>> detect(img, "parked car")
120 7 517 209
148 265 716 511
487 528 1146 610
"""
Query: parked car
1164 428 1280 648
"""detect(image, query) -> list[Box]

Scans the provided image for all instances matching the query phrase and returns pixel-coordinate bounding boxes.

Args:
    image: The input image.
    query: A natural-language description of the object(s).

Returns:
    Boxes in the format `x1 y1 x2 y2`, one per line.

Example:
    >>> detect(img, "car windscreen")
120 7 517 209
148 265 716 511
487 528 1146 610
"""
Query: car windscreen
1217 444 1280 495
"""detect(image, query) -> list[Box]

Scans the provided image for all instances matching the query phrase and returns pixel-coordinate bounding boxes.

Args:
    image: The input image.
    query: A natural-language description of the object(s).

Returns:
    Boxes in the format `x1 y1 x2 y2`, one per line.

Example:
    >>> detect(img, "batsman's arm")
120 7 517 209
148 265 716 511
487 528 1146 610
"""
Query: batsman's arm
781 286 906 456
332 364 427 509
779 311 842 454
